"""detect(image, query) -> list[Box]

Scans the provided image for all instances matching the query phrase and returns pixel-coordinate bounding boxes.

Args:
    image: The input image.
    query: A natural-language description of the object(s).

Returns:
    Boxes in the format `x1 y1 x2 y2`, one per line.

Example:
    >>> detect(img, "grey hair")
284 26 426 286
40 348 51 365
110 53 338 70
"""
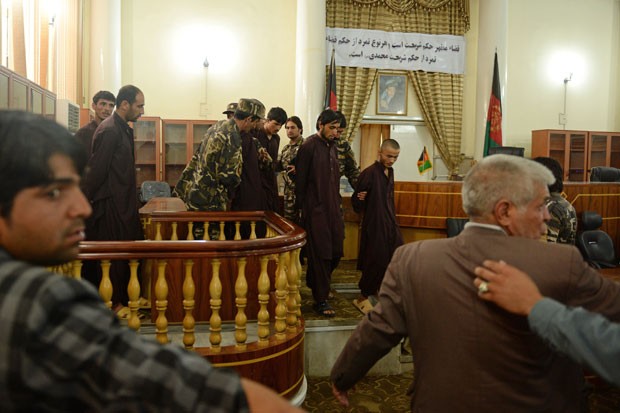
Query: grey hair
462 154 555 218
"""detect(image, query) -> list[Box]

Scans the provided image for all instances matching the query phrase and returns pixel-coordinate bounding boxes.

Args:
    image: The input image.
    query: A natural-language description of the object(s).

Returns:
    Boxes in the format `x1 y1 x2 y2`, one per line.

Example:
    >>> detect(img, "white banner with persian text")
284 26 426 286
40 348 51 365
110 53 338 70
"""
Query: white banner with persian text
326 27 465 75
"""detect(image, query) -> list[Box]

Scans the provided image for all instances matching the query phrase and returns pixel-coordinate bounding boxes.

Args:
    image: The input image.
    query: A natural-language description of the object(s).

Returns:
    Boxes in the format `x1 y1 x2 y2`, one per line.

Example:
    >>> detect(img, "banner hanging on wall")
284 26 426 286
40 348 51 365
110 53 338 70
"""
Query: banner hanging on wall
326 27 465 75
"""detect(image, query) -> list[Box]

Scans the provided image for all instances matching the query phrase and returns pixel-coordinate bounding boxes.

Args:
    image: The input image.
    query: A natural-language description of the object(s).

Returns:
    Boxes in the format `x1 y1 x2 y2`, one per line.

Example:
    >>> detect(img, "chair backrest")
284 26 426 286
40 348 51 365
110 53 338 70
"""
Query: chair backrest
140 181 171 203
486 146 525 157
590 166 620 182
576 211 617 268
446 218 468 238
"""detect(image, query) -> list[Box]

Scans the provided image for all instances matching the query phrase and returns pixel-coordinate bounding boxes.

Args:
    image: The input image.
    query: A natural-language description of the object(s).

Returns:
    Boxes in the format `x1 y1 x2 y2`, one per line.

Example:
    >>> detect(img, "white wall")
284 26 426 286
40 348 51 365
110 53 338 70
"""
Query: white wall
504 0 620 154
111 0 620 164
120 0 296 121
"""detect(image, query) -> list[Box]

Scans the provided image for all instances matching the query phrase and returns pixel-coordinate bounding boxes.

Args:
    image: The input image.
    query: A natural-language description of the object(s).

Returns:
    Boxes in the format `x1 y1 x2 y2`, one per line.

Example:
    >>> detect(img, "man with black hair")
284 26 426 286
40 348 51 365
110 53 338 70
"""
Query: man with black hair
81 85 145 306
277 116 304 222
295 109 343 317
74 90 116 157
0 110 302 413
254 106 287 213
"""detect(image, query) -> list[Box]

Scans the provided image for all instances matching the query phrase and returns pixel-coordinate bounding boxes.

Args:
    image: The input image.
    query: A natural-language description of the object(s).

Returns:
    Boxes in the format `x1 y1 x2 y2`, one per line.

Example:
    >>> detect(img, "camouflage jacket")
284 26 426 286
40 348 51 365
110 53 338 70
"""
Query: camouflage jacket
173 119 242 211
277 137 304 221
546 192 577 244
336 138 360 190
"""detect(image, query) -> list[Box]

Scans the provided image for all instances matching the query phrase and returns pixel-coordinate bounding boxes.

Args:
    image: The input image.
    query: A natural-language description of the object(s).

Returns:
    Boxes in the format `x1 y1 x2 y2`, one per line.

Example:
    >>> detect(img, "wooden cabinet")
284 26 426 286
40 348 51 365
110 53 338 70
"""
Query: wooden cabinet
0 65 56 117
531 129 588 181
133 117 162 187
79 108 94 127
133 118 216 189
162 119 216 187
587 132 620 172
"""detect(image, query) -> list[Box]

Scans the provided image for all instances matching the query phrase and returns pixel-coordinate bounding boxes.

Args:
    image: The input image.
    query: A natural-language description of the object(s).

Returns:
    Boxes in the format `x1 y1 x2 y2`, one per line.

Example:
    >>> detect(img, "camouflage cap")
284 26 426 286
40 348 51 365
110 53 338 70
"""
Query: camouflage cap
223 102 237 114
237 98 265 119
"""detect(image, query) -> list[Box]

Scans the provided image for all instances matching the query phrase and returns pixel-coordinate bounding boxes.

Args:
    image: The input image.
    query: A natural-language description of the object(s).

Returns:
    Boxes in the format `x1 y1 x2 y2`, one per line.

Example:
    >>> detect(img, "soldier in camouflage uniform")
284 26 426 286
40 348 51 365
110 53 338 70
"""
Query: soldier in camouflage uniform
277 116 304 222
533 157 577 244
173 98 266 211
222 102 237 120
335 111 360 190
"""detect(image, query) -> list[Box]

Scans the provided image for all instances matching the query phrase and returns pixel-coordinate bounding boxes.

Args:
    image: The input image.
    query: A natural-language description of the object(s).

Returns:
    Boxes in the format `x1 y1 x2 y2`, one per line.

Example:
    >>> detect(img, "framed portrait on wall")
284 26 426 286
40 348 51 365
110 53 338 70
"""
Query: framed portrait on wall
376 72 408 115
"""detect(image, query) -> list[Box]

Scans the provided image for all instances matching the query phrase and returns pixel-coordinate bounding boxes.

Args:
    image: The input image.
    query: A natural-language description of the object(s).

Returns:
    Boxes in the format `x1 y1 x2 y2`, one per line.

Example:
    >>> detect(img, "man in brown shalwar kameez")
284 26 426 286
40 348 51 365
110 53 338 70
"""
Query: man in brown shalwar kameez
295 109 342 317
81 85 145 306
351 139 403 314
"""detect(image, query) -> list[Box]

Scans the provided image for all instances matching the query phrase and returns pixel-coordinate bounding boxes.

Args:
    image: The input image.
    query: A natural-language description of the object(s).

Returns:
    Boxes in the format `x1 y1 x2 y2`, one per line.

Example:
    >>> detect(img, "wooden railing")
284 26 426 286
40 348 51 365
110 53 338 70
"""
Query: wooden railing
51 211 307 398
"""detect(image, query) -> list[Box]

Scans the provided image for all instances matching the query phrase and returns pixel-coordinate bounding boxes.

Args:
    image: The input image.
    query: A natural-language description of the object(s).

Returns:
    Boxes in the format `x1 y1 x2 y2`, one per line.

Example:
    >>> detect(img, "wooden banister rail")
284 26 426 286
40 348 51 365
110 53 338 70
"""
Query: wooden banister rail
53 204 308 398
54 211 306 353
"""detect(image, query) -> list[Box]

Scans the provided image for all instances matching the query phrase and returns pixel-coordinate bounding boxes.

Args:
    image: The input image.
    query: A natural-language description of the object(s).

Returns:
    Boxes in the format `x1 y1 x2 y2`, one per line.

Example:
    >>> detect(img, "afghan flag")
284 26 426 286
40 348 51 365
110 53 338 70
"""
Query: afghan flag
417 146 432 174
483 52 502 156
324 48 337 110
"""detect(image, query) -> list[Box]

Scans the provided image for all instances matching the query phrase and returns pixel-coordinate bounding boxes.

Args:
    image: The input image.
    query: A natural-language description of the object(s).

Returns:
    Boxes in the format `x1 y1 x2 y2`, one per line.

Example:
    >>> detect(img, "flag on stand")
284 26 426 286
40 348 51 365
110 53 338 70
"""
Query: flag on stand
483 52 502 156
417 146 432 174
324 48 337 110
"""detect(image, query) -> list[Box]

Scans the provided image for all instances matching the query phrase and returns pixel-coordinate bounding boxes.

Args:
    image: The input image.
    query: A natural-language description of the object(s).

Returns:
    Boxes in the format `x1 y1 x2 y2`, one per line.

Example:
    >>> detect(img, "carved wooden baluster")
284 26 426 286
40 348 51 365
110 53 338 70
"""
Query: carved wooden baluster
72 260 82 279
171 221 178 240
155 260 169 344
286 250 299 332
235 257 248 349
293 248 303 324
209 259 222 352
99 260 112 309
127 259 141 331
257 255 270 345
155 222 162 240
274 252 288 338
187 221 194 240
203 221 209 240
182 259 196 349
233 221 241 240
219 221 226 240
249 221 257 240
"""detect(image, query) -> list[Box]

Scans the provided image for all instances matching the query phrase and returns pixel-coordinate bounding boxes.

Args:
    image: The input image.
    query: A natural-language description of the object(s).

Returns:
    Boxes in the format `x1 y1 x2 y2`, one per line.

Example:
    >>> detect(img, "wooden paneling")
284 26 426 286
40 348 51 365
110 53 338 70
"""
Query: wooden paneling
197 329 305 398
394 181 466 229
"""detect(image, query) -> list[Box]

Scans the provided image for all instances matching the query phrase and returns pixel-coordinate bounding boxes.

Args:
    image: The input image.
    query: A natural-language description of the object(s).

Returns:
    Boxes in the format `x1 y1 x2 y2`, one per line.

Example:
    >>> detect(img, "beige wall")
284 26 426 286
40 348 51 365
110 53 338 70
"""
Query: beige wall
106 0 619 159
119 0 296 120
504 0 620 153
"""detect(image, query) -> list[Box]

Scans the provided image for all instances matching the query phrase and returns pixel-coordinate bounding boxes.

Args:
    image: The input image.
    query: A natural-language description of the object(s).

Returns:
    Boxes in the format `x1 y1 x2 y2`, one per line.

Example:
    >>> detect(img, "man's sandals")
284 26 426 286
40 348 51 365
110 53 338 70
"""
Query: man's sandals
314 300 336 317
353 298 374 315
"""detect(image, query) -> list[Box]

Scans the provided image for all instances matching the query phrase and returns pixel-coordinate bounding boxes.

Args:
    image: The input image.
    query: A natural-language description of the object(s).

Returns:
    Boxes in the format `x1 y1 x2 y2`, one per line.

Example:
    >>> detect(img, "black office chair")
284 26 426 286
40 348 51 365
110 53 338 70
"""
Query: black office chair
446 218 469 238
589 166 620 182
576 211 617 268
486 146 525 157
139 181 171 203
